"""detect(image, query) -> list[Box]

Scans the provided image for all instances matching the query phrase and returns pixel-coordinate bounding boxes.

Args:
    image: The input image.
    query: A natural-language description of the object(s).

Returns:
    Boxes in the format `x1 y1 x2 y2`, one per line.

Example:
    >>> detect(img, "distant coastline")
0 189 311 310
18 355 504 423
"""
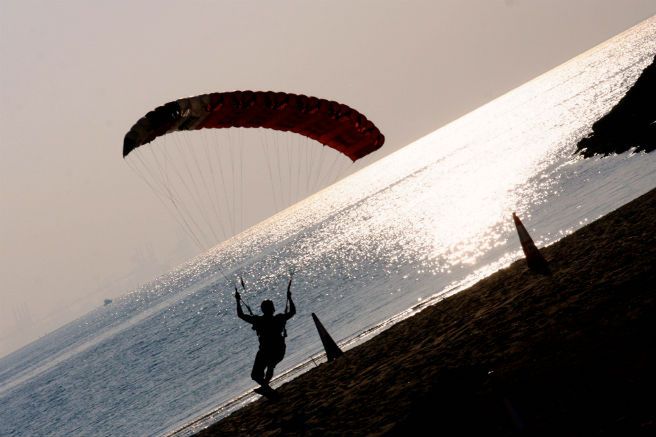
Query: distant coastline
576 54 656 157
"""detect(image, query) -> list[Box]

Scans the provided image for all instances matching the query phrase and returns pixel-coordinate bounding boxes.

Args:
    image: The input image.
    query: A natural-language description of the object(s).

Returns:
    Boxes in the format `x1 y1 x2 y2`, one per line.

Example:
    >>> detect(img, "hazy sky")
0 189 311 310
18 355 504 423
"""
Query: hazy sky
1 0 654 357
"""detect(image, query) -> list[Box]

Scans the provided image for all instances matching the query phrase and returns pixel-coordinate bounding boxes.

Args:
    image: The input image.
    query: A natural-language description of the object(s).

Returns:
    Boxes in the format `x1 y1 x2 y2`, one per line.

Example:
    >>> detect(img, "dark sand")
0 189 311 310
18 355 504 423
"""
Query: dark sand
196 188 656 436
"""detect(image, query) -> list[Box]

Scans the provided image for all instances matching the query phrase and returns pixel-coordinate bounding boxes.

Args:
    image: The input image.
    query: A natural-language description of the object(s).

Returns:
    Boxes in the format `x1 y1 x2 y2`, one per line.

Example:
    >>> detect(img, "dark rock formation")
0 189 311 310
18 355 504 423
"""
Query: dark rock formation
576 55 656 157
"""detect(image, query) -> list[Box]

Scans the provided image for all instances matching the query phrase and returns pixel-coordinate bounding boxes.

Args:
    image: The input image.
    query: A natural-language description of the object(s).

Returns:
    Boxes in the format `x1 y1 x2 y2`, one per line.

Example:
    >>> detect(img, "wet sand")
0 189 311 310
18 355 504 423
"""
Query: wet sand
196 187 656 436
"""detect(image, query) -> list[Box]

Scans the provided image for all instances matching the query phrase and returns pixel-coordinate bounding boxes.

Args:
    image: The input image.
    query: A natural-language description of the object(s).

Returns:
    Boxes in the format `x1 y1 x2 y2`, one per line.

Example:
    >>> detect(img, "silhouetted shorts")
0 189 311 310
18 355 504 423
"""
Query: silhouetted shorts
252 343 286 378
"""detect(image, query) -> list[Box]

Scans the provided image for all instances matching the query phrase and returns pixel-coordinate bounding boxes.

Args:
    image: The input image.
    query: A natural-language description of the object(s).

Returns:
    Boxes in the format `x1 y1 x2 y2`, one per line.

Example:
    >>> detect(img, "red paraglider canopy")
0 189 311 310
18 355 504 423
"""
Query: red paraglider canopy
123 91 385 161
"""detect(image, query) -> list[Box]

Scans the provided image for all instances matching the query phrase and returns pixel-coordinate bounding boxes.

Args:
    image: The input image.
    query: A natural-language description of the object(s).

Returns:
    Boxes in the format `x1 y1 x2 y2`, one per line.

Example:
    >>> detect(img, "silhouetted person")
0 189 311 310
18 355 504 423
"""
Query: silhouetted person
236 275 296 387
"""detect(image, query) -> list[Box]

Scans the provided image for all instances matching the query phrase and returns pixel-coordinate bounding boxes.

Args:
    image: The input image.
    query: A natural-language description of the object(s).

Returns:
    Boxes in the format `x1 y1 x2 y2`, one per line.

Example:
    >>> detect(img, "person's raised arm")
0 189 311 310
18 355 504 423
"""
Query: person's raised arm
235 290 254 324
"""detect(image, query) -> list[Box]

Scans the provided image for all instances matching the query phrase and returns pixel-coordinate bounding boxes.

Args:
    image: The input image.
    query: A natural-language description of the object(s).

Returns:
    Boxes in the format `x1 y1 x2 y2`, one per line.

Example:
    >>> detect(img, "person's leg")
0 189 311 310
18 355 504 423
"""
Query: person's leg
251 350 267 385
263 344 286 384
264 363 275 384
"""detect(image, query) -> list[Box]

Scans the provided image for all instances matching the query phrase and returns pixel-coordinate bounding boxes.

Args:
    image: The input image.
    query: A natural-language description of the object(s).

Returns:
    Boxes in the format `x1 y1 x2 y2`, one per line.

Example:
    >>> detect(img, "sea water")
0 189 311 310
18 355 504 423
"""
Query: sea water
1 17 655 437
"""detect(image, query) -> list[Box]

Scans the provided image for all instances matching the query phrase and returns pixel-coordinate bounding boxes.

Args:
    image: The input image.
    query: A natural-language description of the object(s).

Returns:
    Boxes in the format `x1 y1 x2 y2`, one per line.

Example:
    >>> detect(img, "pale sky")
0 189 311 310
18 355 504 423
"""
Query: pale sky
1 0 655 357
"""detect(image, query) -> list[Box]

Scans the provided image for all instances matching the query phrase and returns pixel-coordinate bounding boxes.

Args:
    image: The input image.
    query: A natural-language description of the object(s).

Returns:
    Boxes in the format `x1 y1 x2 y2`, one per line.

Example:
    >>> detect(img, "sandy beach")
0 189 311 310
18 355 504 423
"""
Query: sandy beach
195 186 656 436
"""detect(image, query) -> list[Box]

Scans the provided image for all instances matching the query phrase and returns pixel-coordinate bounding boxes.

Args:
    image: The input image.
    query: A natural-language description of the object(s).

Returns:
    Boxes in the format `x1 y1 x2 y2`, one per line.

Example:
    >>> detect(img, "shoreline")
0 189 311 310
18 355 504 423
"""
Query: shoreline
195 187 656 435
170 276 476 436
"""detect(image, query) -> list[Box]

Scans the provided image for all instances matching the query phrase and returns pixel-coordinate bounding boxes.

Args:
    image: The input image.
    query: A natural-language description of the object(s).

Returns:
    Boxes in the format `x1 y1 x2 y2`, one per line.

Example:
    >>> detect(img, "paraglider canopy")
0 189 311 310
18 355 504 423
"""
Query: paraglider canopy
123 91 385 161
122 90 385 249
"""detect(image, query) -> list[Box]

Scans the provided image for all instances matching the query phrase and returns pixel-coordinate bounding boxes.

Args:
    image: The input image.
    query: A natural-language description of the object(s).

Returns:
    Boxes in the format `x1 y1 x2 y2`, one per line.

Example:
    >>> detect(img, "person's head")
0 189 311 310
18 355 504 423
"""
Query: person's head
261 299 275 316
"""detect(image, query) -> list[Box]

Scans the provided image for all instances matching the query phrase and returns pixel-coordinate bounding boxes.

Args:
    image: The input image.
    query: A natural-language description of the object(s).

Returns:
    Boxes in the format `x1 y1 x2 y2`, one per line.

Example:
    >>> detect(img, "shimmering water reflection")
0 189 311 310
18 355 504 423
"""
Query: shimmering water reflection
1 17 655 437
